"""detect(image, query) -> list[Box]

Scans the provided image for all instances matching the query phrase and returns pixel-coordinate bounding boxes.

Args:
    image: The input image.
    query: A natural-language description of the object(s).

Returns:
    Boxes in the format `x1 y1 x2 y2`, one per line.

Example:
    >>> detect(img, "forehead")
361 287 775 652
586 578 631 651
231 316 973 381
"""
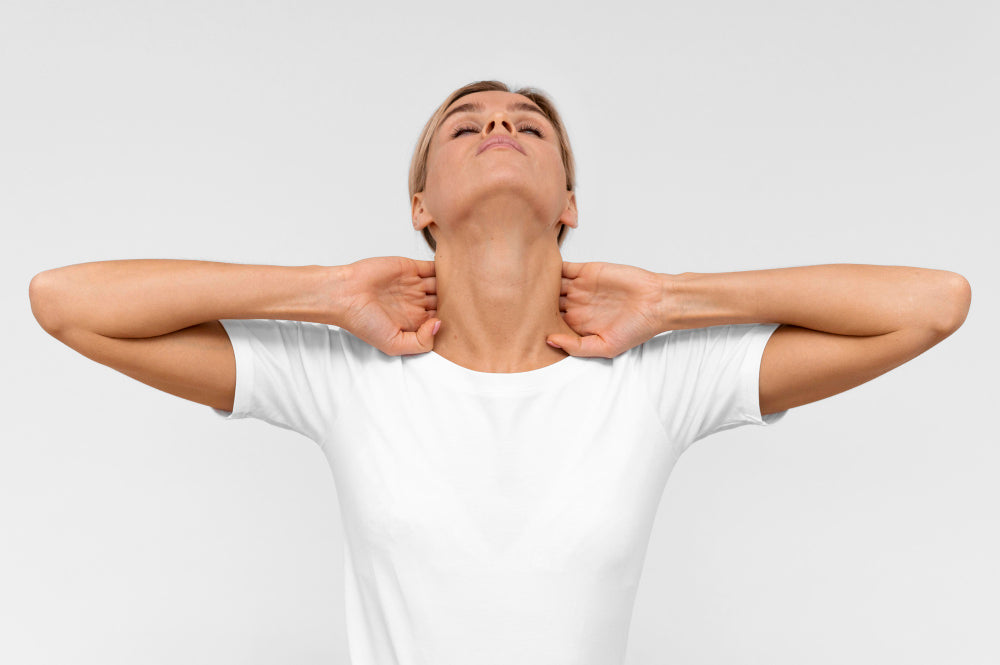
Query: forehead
442 90 537 115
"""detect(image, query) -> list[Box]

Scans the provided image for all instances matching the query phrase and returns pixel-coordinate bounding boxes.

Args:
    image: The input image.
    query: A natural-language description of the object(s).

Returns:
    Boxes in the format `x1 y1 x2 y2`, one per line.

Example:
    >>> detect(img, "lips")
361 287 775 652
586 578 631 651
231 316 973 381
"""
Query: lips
476 136 525 155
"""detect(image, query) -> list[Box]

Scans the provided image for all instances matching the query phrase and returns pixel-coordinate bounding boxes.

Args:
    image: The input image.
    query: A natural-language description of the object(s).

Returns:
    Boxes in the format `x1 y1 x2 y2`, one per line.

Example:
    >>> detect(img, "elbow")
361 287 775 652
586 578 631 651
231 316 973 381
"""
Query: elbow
29 270 65 335
934 272 972 336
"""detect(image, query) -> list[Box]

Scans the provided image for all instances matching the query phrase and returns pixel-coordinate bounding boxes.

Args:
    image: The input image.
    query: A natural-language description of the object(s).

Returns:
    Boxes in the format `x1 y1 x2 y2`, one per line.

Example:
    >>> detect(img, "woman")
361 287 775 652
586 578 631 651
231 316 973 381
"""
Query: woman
29 80 970 664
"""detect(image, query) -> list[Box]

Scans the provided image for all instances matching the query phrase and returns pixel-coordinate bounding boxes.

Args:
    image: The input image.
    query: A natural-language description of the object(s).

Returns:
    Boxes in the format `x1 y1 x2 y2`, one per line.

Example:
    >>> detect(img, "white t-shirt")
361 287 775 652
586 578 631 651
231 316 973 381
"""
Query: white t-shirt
213 319 787 665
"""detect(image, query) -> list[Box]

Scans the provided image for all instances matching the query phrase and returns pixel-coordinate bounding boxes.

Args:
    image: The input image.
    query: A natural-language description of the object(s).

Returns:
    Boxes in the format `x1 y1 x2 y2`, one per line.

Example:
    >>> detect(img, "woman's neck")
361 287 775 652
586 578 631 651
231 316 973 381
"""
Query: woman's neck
430 230 578 373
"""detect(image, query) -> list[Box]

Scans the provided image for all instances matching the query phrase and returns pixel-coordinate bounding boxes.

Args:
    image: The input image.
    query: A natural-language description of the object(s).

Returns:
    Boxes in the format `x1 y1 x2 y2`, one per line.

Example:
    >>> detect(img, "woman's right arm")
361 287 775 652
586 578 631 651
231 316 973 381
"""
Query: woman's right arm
28 257 438 413
28 260 342 412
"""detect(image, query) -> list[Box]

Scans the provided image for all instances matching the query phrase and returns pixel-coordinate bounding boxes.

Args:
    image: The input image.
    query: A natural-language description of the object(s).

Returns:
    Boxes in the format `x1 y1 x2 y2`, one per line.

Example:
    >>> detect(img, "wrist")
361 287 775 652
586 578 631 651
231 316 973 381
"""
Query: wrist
658 271 762 330
317 264 358 328
655 272 689 332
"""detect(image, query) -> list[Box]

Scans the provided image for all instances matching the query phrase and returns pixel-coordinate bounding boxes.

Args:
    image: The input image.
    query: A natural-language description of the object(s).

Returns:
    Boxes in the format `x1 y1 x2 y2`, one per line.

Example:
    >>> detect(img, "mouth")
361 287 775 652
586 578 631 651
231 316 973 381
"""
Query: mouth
477 136 525 155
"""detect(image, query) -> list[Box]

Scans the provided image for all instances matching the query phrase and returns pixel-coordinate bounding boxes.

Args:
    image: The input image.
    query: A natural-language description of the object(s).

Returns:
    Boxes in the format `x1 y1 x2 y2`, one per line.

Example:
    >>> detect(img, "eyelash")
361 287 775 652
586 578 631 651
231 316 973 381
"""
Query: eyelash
450 123 545 138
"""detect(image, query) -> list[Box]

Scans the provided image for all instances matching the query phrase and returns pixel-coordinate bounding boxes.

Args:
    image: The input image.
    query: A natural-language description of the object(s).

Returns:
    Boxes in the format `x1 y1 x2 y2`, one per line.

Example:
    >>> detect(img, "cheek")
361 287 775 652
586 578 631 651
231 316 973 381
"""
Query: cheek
422 153 445 191
425 143 457 181
424 169 450 200
544 151 568 184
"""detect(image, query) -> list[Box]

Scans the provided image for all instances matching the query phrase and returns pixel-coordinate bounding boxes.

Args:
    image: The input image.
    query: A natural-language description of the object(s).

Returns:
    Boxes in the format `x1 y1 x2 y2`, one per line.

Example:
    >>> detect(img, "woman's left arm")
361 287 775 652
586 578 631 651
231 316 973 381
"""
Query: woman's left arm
550 263 972 416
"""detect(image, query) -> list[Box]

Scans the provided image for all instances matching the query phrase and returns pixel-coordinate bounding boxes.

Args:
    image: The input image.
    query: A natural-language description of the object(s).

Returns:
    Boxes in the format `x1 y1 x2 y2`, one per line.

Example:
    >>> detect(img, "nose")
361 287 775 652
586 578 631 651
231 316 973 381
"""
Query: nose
481 112 515 136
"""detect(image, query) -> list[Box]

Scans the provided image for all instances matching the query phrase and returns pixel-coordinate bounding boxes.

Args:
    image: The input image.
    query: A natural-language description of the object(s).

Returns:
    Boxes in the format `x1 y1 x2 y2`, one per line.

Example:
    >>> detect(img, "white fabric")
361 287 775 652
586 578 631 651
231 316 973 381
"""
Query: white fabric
213 319 787 665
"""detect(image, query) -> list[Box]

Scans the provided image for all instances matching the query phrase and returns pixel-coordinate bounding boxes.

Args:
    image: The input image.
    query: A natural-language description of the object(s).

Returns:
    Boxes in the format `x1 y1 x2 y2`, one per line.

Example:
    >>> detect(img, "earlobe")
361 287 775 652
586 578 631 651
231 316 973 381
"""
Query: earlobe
561 192 579 229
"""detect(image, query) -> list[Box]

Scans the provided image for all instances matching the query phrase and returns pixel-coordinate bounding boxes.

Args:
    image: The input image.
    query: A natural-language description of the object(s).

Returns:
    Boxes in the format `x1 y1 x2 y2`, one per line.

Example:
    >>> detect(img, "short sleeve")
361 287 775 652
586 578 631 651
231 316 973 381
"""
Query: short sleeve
635 322 788 451
211 318 347 443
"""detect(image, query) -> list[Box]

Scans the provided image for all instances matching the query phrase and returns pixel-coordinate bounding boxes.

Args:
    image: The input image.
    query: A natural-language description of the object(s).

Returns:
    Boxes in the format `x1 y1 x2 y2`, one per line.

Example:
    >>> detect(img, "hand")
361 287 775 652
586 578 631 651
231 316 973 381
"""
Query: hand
547 261 668 358
334 256 439 356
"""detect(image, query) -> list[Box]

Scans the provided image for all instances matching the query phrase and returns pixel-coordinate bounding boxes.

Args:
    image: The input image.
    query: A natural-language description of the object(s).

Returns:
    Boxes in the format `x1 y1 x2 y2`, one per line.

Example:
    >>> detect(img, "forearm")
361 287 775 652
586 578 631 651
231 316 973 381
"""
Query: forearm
660 264 971 336
29 259 343 338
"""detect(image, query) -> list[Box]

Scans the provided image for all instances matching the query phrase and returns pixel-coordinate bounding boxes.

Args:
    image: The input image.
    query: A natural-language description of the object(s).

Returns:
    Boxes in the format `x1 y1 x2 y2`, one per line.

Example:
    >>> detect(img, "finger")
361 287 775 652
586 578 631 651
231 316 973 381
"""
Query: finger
561 277 571 294
559 295 567 311
391 317 441 356
414 260 436 278
562 261 584 279
546 332 612 358
425 294 438 310
422 276 436 293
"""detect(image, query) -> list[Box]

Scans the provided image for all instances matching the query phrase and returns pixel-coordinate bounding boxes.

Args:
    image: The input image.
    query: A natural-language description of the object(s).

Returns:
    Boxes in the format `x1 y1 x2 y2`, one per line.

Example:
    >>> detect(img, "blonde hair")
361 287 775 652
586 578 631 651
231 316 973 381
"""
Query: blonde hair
408 80 577 253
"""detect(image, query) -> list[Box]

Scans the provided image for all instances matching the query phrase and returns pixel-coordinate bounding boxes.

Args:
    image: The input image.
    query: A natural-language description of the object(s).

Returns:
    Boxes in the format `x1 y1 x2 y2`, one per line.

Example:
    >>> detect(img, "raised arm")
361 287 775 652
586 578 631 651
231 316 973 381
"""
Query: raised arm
549 261 971 417
28 260 342 412
28 257 440 412
664 264 971 416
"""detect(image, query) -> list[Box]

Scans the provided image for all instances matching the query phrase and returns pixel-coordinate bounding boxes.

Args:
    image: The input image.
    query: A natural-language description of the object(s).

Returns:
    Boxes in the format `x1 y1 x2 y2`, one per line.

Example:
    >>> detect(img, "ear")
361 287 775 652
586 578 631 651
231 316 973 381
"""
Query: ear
558 191 578 230
411 193 433 231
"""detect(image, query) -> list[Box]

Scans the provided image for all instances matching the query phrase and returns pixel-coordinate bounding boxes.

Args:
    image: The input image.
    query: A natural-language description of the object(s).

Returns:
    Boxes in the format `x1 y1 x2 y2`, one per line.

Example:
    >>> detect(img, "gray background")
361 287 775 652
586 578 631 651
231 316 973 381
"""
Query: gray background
4 1 997 663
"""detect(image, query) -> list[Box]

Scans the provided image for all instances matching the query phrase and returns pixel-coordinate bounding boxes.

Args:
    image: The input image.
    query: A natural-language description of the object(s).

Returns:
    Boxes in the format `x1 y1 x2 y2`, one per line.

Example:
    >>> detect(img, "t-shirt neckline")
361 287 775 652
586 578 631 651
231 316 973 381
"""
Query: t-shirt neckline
412 349 593 394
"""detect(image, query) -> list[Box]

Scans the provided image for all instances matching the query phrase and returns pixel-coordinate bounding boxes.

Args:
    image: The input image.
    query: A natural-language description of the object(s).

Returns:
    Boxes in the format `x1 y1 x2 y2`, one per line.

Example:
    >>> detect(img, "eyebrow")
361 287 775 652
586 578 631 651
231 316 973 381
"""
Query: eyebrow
440 101 548 127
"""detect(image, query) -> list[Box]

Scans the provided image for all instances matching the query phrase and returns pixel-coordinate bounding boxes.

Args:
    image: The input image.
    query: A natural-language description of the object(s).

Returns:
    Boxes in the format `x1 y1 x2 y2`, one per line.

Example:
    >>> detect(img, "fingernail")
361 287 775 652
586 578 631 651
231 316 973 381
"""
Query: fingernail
546 340 561 349
432 320 441 335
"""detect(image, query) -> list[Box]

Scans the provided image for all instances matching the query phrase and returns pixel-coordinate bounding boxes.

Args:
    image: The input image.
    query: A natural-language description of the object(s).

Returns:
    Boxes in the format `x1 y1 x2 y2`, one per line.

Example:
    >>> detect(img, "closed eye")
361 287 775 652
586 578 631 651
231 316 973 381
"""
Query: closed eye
449 123 546 139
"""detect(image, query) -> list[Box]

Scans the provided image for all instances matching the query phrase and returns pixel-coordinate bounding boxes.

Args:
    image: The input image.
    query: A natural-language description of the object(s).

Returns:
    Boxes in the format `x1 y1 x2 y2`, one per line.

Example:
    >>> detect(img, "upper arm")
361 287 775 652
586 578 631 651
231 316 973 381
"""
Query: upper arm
758 323 953 416
46 321 237 412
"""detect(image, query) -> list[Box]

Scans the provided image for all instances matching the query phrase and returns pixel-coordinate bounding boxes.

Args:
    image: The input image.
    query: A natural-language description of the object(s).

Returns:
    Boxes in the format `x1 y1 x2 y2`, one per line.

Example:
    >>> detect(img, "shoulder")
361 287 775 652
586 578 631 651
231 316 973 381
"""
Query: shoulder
637 324 773 354
628 324 776 376
225 319 374 365
627 330 674 366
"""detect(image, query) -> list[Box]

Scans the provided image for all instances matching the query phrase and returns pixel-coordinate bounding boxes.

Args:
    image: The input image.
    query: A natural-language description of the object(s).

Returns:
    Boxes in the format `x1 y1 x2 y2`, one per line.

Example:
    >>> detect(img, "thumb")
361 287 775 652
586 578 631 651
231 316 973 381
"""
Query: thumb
546 332 609 358
392 317 441 356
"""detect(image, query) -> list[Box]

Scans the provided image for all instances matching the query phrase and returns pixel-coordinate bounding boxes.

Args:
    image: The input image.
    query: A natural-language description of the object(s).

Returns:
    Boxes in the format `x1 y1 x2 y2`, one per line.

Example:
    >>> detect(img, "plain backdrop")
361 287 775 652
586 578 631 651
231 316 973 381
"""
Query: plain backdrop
4 1 997 663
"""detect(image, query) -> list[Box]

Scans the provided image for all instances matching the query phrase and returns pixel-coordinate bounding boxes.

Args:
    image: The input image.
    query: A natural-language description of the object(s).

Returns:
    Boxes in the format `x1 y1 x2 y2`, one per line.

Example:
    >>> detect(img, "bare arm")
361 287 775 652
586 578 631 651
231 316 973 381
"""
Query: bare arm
660 264 972 415
661 264 970 336
28 260 340 412
28 259 337 338
28 257 439 412
552 261 970 417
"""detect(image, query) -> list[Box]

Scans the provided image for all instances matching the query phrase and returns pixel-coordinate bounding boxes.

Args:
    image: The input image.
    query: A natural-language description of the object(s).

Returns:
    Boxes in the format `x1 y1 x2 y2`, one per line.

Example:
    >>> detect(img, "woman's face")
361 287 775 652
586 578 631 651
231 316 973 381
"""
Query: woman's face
413 90 577 243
